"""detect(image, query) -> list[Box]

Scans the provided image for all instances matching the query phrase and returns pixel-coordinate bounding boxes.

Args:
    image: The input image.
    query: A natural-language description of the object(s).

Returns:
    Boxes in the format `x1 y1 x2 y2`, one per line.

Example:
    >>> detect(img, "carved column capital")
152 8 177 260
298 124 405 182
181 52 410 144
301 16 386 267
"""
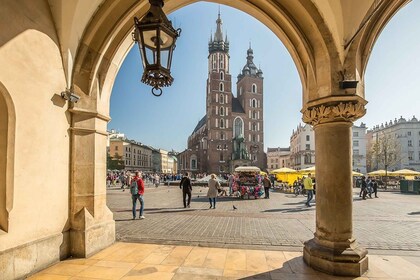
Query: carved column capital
302 100 366 126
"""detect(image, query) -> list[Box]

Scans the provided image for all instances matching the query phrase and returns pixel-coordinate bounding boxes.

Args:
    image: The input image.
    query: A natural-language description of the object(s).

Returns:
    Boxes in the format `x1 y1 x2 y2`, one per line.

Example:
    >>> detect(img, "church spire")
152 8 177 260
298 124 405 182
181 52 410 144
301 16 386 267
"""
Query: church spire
208 9 229 54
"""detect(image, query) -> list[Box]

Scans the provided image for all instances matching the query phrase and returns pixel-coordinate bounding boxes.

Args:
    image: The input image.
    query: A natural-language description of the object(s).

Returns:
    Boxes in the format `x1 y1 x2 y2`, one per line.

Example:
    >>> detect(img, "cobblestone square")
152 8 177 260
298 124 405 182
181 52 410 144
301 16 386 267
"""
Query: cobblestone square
108 184 420 254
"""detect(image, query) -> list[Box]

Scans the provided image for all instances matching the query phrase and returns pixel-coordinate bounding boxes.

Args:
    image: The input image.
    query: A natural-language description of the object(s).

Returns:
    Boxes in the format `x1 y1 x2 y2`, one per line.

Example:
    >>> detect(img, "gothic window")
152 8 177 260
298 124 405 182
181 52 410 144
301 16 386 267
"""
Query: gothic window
225 95 228 104
306 135 310 141
220 152 224 161
252 99 257 108
252 84 257 93
220 119 225 128
216 106 218 115
219 83 224 92
220 54 224 68
252 122 257 131
212 54 216 69
220 132 225 140
239 87 242 96
252 111 257 119
219 94 224 104
252 134 256 142
220 72 224 80
215 93 218 102
220 107 224 116
224 144 228 149
234 117 244 138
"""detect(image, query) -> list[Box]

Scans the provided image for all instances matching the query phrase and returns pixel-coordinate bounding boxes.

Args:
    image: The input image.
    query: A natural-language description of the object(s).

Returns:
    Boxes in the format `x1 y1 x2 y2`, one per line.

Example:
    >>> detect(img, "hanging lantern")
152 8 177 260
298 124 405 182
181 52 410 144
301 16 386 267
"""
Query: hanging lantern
133 0 181 96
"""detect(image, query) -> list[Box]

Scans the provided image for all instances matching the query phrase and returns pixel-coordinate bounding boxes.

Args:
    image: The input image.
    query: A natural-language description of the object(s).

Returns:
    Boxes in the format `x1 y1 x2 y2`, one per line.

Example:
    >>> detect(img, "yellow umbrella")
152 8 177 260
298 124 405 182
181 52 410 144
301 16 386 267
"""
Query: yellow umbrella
270 167 299 185
352 171 363 176
270 167 297 174
260 171 268 176
367 169 396 176
392 169 420 176
299 166 315 175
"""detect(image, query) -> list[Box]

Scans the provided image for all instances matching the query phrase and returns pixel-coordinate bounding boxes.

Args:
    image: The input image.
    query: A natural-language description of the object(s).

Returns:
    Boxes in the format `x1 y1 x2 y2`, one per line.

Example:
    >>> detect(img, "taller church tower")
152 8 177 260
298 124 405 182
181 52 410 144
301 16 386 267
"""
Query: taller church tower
206 12 233 173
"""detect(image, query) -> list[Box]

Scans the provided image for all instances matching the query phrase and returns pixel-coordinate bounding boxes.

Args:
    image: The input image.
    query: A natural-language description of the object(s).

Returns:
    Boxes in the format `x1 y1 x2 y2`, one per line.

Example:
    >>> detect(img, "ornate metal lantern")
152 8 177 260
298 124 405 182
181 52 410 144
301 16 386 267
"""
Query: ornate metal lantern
133 0 181 96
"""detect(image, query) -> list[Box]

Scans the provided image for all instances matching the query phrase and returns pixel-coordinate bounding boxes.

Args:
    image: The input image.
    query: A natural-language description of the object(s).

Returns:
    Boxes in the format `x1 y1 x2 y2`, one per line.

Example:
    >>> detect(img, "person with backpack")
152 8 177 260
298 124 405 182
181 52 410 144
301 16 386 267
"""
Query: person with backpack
130 171 145 219
179 172 192 208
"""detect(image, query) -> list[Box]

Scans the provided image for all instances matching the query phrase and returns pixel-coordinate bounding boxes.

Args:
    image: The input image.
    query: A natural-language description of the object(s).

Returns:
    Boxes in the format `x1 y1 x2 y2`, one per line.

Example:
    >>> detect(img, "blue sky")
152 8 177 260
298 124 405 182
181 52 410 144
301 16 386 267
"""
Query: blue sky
109 1 420 152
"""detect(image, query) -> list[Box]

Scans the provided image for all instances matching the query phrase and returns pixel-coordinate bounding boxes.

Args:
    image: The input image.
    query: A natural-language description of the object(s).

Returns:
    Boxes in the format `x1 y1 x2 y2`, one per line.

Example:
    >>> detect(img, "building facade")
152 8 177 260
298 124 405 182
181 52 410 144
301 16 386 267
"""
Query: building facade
266 147 291 171
352 123 367 173
180 13 265 175
367 116 420 172
108 137 153 172
288 123 367 172
289 124 315 170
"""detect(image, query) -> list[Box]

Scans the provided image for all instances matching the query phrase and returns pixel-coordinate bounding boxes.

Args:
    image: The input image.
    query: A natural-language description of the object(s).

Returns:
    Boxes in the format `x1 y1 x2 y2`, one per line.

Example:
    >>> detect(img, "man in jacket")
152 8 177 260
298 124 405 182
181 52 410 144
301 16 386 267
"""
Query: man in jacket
179 172 192 208
263 176 272 199
131 171 145 219
303 173 314 207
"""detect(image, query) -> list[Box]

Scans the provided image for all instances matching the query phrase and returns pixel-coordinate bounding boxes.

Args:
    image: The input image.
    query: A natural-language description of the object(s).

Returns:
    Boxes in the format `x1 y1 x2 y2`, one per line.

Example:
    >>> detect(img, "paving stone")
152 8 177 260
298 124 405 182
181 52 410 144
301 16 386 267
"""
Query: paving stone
108 185 420 254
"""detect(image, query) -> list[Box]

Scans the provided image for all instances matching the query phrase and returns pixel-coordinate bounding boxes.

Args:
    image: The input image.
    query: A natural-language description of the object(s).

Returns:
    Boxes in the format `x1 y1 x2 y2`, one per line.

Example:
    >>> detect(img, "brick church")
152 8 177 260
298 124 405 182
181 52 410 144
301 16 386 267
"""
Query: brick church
179 13 265 175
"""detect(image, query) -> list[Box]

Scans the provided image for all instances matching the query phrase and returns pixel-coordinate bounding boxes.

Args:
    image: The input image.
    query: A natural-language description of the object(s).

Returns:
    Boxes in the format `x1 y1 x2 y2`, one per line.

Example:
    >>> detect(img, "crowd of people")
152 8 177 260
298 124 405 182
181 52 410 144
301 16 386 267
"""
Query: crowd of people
358 176 379 199
107 170 385 220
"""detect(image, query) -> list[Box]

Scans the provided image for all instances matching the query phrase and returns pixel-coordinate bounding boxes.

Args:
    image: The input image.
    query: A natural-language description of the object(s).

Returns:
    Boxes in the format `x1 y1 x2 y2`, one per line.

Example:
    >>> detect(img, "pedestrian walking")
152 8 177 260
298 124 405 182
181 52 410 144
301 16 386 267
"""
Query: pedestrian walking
263 175 272 199
179 172 192 208
228 173 234 196
303 173 314 207
130 171 145 219
360 176 368 200
371 178 379 198
207 174 220 209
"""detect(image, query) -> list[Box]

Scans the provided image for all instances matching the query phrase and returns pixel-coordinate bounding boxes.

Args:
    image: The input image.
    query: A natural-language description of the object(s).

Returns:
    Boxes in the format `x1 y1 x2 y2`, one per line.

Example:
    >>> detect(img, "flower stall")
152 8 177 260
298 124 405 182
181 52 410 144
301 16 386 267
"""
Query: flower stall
233 166 264 199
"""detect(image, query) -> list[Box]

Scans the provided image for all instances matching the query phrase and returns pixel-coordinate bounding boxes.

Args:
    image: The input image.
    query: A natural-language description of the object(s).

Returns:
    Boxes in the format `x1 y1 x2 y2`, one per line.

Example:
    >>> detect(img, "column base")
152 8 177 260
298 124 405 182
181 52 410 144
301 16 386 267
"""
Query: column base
303 238 368 276
70 207 115 258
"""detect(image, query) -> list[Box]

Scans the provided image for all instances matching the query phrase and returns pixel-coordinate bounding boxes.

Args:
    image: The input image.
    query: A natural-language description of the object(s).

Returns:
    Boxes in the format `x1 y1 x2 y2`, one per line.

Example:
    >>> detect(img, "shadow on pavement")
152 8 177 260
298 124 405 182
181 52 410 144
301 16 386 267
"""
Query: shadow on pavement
408 211 420 215
263 207 314 213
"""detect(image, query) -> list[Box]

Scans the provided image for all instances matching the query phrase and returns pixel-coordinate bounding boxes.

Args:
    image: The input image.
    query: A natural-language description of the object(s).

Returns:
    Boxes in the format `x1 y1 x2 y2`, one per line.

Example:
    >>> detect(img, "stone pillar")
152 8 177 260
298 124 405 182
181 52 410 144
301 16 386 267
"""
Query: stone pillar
69 108 115 258
301 98 368 276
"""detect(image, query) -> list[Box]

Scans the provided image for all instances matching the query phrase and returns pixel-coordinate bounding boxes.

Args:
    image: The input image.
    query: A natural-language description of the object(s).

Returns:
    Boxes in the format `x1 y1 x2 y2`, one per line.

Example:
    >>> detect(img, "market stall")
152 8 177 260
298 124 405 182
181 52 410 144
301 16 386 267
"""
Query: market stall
233 166 264 199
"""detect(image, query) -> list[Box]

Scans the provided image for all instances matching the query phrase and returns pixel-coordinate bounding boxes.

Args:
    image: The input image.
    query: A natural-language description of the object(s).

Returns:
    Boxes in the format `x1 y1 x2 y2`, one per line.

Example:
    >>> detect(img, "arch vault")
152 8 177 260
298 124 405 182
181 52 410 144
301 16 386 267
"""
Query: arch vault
0 0 410 278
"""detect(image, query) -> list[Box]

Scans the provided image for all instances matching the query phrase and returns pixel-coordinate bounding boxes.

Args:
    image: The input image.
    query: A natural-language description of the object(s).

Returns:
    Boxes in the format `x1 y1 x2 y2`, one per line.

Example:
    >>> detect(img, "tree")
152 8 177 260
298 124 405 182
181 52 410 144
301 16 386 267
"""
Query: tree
367 132 402 187
107 152 125 170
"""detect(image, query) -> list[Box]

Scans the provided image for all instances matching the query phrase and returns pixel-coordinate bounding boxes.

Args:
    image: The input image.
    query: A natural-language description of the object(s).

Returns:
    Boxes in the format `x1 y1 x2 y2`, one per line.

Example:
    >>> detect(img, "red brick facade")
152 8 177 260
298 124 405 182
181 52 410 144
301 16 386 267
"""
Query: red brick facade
179 14 265 175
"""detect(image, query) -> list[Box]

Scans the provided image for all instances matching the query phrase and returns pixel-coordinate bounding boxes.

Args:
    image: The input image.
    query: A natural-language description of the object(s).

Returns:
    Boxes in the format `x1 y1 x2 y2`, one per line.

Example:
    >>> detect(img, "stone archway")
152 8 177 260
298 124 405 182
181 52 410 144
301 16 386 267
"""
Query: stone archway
0 82 15 233
68 0 410 276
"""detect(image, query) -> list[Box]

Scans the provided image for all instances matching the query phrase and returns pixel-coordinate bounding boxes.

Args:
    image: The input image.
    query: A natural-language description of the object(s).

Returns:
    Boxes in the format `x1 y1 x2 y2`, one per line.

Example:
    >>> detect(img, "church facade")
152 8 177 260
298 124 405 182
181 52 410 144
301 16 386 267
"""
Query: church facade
178 13 265 175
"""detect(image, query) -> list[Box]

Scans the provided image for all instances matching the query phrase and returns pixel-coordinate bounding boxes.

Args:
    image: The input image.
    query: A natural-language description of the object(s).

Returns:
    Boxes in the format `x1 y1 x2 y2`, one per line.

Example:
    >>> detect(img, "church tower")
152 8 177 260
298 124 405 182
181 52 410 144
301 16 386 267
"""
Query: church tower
206 12 233 173
236 45 264 168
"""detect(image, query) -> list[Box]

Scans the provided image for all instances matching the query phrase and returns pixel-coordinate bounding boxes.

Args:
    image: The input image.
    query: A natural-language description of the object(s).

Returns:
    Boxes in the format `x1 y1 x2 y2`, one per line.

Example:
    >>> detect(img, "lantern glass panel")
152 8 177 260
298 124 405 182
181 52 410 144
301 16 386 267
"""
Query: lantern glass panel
159 29 174 48
145 45 156 65
142 29 159 49
160 48 169 69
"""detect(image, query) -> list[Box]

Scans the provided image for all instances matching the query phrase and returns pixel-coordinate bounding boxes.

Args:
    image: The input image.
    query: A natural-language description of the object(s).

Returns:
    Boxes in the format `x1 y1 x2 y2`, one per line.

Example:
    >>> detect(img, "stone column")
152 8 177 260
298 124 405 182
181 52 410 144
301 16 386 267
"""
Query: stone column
69 108 115 258
302 98 368 276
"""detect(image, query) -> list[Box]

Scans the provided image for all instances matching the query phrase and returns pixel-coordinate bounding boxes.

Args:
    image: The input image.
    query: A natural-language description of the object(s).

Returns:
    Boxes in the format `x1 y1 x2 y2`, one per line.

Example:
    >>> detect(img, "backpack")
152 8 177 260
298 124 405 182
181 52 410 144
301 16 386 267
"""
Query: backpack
130 179 138 195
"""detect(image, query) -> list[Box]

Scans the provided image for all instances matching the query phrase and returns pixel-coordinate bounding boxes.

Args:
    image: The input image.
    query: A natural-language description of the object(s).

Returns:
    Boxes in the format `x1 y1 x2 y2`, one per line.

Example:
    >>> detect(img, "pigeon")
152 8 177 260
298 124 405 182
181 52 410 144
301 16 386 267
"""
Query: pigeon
198 195 200 198
233 205 237 210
